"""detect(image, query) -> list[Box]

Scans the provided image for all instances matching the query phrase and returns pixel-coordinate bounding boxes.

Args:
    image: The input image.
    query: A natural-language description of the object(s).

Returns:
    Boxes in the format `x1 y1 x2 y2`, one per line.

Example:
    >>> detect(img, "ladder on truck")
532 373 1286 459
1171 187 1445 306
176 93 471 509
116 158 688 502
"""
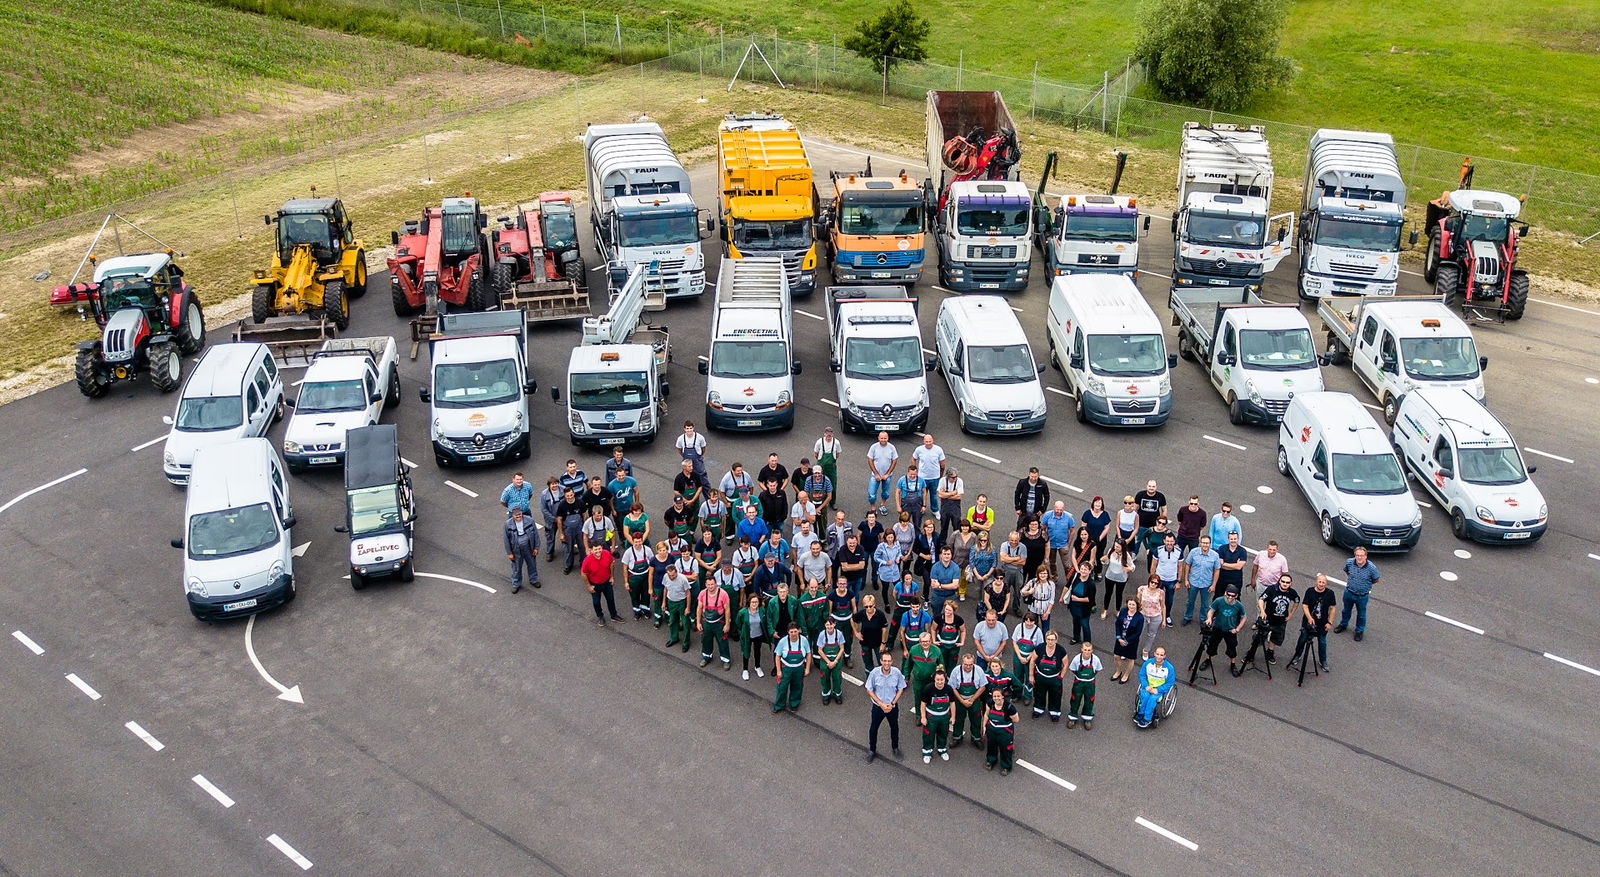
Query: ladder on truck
583 263 672 378
719 256 787 304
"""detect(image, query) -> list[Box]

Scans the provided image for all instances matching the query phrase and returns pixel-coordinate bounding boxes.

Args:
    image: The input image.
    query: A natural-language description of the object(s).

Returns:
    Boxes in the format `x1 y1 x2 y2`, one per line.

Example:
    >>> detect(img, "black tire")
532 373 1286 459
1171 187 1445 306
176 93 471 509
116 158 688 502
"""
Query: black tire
1422 232 1439 284
1435 263 1461 308
74 348 109 398
1450 510 1468 541
322 279 349 331
348 251 368 298
148 341 182 393
492 261 516 305
1048 334 1062 372
252 284 276 324
386 364 400 406
398 559 415 582
1074 391 1088 424
391 277 419 317
1276 444 1291 477
1319 512 1337 547
175 299 206 354
1228 395 1247 426
1324 333 1350 367
469 270 493 311
1178 331 1196 363
1506 273 1528 321
1381 393 1398 426
351 571 367 591
563 257 585 290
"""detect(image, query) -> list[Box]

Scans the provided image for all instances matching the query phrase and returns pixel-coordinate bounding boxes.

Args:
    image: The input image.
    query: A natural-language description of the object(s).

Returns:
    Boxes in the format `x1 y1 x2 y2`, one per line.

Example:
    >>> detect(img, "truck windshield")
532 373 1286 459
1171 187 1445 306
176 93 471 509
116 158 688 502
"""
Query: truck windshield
957 206 1029 237
1187 211 1266 247
617 214 699 247
570 371 650 410
187 502 278 559
844 336 923 380
433 360 522 408
541 211 578 249
297 379 366 413
348 485 402 536
1457 447 1527 486
1239 329 1316 371
734 219 812 251
175 396 243 431
1060 212 1138 242
278 214 332 255
1087 334 1167 377
1315 217 1402 251
1330 453 1407 495
968 344 1036 383
711 341 789 379
1400 337 1479 380
839 202 922 236
1461 215 1509 243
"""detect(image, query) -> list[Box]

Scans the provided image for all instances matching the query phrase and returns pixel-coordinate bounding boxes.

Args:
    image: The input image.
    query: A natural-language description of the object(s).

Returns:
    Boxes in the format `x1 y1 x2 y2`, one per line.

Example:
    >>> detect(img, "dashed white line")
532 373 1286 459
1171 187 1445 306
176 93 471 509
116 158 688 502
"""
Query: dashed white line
11 630 44 655
65 673 101 701
1544 653 1600 677
1523 447 1574 464
1238 504 1256 514
1588 553 1600 562
1325 575 1346 586
125 721 165 751
922 347 935 356
960 447 1003 465
1362 402 1383 412
0 468 88 516
1586 377 1599 385
1424 611 1484 635
1046 386 1073 397
192 774 235 808
1414 498 1433 508
400 457 418 469
697 354 709 362
267 834 313 871
820 398 839 408
1010 305 1024 314
794 309 825 321
1532 297 1600 317
842 673 865 686
1136 816 1198 850
1041 476 1084 493
1142 270 1172 280
443 480 479 498
1202 435 1247 451
1016 759 1078 791
130 435 166 452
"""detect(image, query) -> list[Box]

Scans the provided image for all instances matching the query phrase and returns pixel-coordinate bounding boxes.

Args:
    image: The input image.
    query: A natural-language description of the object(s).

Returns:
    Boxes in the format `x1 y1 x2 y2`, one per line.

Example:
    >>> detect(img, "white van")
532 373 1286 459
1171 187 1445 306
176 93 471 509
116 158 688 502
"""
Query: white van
935 295 1047 434
1046 274 1176 427
163 343 284 485
171 438 297 620
702 257 798 431
1277 391 1421 551
1391 388 1547 543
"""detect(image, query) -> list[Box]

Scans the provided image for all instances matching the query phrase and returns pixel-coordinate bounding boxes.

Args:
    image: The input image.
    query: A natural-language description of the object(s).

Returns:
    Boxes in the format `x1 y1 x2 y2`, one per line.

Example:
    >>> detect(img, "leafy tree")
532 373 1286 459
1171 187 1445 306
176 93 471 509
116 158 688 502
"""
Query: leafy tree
1135 0 1294 110
843 0 931 75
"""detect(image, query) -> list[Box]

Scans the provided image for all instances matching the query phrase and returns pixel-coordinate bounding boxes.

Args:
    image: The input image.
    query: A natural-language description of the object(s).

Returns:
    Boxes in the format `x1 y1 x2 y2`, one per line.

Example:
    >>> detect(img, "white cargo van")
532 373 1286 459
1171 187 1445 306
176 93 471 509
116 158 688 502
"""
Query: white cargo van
163 342 284 485
826 286 933 435
171 438 297 620
419 310 536 466
935 295 1046 434
1390 388 1546 544
1277 391 1421 552
700 257 799 431
1046 274 1176 427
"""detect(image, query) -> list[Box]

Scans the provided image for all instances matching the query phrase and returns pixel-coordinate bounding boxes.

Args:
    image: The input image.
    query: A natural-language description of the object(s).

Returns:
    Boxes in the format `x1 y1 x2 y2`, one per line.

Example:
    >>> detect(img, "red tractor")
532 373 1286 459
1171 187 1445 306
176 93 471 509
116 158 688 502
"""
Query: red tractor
388 196 493 317
1422 161 1530 322
490 192 587 295
56 251 207 398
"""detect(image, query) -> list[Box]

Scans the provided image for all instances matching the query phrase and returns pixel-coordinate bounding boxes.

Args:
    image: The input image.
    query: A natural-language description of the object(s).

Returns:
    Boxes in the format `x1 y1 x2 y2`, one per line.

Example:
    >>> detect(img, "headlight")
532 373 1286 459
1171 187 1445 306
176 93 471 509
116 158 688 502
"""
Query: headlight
269 561 285 584
164 450 175 465
1537 504 1548 522
1475 505 1495 524
1085 377 1106 396
776 390 792 408
283 440 302 454
637 406 653 431
1246 379 1262 406
569 410 587 435
1030 401 1047 418
1158 375 1172 395
707 390 723 409
1410 510 1423 527
432 418 444 440
1337 509 1361 528
186 577 206 596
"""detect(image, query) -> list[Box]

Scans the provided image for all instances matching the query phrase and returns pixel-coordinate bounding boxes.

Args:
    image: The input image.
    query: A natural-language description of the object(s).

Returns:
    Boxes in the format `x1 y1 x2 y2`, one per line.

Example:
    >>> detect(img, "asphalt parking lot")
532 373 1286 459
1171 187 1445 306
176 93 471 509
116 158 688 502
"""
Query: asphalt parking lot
0 136 1596 875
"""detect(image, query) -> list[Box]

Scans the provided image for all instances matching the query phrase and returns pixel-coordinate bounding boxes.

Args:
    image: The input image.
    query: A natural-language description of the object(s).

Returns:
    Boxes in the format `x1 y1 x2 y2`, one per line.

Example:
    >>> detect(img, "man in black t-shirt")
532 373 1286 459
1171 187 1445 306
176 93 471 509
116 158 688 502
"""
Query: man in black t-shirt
555 487 587 574
1290 573 1337 672
834 535 868 598
853 594 891 667
757 453 788 494
1134 480 1167 529
1256 575 1300 664
1215 531 1249 593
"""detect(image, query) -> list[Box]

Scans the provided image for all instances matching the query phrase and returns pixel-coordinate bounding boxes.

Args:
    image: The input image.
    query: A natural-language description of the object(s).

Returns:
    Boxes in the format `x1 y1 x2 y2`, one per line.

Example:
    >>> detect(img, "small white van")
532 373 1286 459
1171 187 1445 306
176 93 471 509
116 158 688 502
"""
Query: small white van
935 295 1047 434
1391 388 1547 543
172 438 297 620
163 343 284 485
1277 391 1421 551
1046 274 1176 427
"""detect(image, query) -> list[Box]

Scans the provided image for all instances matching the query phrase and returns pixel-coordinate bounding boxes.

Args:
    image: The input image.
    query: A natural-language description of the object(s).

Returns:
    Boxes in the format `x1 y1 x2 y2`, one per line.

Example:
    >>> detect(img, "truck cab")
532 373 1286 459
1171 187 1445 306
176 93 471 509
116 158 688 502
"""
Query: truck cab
1170 287 1324 425
419 310 535 466
827 286 932 434
1278 391 1421 552
826 170 926 285
1046 275 1175 427
717 113 818 296
934 181 1032 291
1298 129 1406 300
336 423 417 588
606 194 706 299
1319 297 1486 424
1172 192 1290 290
1040 193 1143 277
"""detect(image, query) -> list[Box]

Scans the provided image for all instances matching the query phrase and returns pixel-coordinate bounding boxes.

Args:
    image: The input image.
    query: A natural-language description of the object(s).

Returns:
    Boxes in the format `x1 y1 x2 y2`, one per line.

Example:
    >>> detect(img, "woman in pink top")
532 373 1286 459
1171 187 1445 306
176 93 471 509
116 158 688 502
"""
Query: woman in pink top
1136 574 1166 659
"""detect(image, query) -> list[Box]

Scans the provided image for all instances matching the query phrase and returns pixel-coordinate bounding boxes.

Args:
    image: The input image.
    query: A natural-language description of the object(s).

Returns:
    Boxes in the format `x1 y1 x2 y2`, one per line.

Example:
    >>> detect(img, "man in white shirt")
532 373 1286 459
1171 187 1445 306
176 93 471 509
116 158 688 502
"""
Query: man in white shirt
911 434 946 512
789 489 819 536
936 466 965 542
865 432 899 514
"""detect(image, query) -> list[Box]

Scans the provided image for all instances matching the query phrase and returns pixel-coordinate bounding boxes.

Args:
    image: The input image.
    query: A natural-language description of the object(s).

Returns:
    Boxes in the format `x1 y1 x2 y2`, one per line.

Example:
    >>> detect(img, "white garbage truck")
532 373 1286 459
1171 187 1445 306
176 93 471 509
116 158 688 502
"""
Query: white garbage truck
583 121 707 300
924 91 1032 292
1171 123 1293 292
1296 129 1406 300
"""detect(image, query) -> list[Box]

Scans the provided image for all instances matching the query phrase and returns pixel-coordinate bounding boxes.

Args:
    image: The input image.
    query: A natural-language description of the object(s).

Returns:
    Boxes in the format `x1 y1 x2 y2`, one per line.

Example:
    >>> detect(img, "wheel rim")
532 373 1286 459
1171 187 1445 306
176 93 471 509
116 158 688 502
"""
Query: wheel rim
166 350 179 380
187 303 202 339
1321 515 1333 542
1277 447 1288 474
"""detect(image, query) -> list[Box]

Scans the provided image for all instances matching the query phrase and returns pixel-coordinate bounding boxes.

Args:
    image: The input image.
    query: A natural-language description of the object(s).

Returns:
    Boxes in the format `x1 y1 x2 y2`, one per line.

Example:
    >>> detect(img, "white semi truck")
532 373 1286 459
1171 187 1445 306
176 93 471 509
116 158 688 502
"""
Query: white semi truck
1172 123 1293 291
700 257 799 431
1297 129 1406 300
925 91 1032 292
557 264 670 446
583 122 706 300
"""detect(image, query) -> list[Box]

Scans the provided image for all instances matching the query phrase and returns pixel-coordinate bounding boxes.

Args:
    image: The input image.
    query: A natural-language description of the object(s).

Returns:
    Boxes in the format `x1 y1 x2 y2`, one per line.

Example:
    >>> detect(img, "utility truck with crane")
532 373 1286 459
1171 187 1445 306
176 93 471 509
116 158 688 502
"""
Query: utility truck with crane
1172 123 1293 291
715 112 818 296
1296 130 1406 300
1032 152 1147 278
555 264 671 446
584 122 707 301
1422 160 1530 322
924 90 1031 292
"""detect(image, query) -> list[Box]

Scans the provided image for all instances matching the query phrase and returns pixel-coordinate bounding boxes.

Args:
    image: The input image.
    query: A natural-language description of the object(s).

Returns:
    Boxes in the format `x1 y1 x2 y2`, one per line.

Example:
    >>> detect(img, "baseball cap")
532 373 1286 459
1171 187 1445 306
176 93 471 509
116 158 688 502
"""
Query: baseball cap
1225 586 1240 596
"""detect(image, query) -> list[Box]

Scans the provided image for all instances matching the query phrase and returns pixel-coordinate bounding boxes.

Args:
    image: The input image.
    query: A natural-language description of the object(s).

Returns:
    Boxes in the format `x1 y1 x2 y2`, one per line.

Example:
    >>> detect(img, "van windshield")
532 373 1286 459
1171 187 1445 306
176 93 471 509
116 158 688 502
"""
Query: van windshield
570 371 650 410
188 502 278 559
1087 334 1167 377
844 336 923 380
1239 328 1316 370
175 396 243 431
434 360 521 408
1400 337 1479 380
968 344 1036 383
348 485 402 536
297 379 366 413
1331 453 1407 495
1458 447 1527 486
711 340 789 379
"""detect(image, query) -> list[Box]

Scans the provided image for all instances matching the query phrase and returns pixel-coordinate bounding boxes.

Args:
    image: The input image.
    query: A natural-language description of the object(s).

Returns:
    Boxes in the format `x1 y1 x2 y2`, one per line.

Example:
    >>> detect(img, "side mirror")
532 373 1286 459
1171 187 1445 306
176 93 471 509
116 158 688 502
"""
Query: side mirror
263 215 273 226
170 537 184 549
1168 353 1179 369
285 397 297 408
1527 465 1538 474
1437 467 1454 480
1312 471 1327 483
1408 229 1420 247
925 356 937 373
705 217 716 233
1142 215 1152 232
1216 351 1233 367
791 361 802 375
391 230 400 247
1169 215 1178 234
1277 226 1289 243
550 386 562 402
478 214 488 229
1069 354 1085 370
829 358 841 373
334 524 348 533
698 361 709 375
1517 223 1530 238
418 387 431 402
946 361 962 377
282 515 297 530
524 379 538 394
1478 356 1489 372
1036 362 1046 374
162 415 174 426
1318 353 1332 367
369 392 382 403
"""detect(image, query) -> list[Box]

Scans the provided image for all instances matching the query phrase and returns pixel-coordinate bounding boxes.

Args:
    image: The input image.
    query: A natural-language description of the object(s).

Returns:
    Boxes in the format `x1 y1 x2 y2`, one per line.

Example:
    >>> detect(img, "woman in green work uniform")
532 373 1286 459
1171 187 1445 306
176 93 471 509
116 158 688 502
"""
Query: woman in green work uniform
815 616 847 703
1011 612 1045 704
1029 629 1068 722
984 656 1015 706
919 666 955 764
735 594 768 681
620 503 651 546
933 601 967 671
981 686 1019 774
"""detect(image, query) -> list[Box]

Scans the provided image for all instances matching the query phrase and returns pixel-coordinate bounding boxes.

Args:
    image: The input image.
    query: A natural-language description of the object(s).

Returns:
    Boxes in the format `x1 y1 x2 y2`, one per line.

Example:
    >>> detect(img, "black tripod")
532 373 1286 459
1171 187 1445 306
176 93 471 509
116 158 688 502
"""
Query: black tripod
1285 625 1326 688
1186 625 1218 686
1239 620 1274 680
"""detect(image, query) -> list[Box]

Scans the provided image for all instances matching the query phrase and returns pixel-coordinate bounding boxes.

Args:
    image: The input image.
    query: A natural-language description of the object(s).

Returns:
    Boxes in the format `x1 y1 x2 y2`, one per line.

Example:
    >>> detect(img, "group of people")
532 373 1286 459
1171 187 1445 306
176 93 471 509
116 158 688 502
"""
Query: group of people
498 422 1383 767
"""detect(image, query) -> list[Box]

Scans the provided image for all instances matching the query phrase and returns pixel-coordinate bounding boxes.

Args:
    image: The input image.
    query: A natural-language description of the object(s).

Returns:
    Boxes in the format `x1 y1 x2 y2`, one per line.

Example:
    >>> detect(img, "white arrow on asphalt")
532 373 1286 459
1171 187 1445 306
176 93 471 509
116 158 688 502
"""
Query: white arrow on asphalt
244 614 303 704
292 542 311 558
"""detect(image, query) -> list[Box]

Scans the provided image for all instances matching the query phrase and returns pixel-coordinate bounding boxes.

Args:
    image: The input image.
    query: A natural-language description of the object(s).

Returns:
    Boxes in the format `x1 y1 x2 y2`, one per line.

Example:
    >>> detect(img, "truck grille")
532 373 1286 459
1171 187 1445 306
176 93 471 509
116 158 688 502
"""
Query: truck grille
1356 523 1415 540
967 265 1018 283
1077 253 1122 266
588 420 636 431
104 328 134 361
1258 398 1290 419
985 410 1032 421
856 402 922 424
781 252 804 287
853 250 920 268
1474 255 1501 282
1329 262 1378 276
304 442 342 452
1202 261 1258 278
441 430 515 452
1110 398 1157 415
966 245 1018 260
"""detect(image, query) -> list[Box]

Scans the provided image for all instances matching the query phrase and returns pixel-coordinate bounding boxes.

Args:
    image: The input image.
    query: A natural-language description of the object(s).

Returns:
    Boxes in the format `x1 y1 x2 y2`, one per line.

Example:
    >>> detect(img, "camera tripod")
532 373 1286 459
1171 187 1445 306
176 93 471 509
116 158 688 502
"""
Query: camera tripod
1285 626 1326 688
1186 626 1218 686
1238 621 1275 680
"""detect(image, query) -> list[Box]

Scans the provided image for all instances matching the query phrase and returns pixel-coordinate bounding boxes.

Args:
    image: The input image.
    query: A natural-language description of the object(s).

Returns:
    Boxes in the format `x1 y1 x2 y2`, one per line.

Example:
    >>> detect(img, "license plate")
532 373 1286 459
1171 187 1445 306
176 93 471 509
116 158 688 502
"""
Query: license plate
1371 538 1402 547
596 438 625 446
1504 531 1531 540
224 598 258 613
978 282 1000 289
1120 417 1146 425
874 424 895 432
309 456 336 465
997 422 1022 431
466 453 495 462
736 419 762 427
1374 288 1396 296
870 272 892 278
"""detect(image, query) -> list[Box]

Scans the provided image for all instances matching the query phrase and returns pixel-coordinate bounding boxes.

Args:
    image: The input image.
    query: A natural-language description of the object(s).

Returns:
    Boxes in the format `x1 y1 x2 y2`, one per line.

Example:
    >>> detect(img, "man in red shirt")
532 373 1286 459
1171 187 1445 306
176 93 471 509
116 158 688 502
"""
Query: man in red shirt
581 543 626 627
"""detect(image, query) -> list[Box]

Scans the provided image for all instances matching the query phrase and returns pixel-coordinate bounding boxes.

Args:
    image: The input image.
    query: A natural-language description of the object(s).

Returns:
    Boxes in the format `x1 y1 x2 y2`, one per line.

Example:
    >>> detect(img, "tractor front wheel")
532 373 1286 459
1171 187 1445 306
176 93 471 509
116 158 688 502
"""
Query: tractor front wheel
465 272 490 311
1422 232 1440 284
75 348 109 398
149 341 182 393
563 257 585 290
175 300 206 354
391 278 419 317
1434 263 1461 309
322 279 349 330
491 261 516 304
1506 273 1529 321
348 251 368 298
252 284 276 324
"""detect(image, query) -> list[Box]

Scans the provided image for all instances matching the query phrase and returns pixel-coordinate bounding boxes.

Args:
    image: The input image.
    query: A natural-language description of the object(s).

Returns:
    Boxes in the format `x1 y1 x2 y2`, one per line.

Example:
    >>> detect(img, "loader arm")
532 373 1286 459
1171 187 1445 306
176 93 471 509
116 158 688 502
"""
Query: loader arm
281 244 322 310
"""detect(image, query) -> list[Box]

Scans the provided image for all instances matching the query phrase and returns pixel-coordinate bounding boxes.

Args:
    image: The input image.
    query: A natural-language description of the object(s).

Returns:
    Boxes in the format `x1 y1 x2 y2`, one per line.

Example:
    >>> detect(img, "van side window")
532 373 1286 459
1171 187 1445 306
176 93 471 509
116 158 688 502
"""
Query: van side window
1072 331 1085 362
1360 316 1378 346
951 340 964 371
247 384 261 416
1434 437 1453 470
262 355 279 384
1223 326 1237 356
1379 332 1397 365
1311 442 1328 477
253 365 271 398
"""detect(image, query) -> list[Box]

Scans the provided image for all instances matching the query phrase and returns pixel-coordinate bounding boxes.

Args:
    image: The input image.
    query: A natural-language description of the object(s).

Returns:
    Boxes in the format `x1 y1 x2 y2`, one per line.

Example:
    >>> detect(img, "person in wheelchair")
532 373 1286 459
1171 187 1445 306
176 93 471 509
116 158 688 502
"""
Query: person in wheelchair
1134 645 1175 728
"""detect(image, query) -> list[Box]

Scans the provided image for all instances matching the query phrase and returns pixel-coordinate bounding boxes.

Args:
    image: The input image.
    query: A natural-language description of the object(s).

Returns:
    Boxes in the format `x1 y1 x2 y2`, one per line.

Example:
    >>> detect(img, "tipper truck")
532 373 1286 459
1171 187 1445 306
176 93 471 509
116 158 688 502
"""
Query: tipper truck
715 113 818 296
1297 130 1406 300
1169 286 1325 425
1032 151 1147 278
699 257 799 431
1172 123 1294 291
925 90 1031 291
824 160 927 286
583 122 706 301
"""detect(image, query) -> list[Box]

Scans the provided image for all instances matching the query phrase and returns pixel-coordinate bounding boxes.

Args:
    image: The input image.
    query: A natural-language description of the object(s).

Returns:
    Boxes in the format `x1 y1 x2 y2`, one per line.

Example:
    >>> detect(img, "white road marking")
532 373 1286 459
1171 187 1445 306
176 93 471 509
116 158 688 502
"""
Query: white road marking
802 138 931 170
11 630 44 655
400 457 418 469
130 435 166 452
1136 816 1198 850
820 398 839 408
1454 549 1472 559
1238 504 1255 514
1414 498 1433 508
1424 611 1484 635
1361 402 1383 412
794 309 825 321
1439 571 1459 582
1011 306 1024 313
244 615 304 705
65 673 101 701
413 571 497 594
1588 553 1600 562
1016 759 1078 791
125 721 165 751
842 673 864 686
1325 575 1346 586
290 378 305 387
1523 447 1574 464
0 468 88 516
1142 270 1172 280
1586 378 1599 385
930 285 954 294
1202 435 1247 451
444 480 479 498
192 774 235 808
266 834 313 871
1046 386 1073 397
1256 485 1273 494
1041 476 1083 493
291 542 311 558
1532 297 1600 317
1544 653 1600 677
960 447 1003 465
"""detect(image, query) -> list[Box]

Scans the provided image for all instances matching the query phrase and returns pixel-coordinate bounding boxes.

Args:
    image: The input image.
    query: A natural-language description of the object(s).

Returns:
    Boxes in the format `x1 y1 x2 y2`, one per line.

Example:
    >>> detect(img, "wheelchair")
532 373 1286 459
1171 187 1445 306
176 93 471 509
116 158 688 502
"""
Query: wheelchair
1132 685 1176 729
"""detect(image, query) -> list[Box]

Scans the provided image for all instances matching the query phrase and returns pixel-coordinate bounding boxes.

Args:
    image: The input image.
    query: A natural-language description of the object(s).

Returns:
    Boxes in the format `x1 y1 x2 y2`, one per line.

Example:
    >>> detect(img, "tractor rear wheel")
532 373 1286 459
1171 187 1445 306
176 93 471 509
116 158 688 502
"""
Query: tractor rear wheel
75 348 109 398
491 261 516 304
175 300 206 354
148 341 182 393
1506 273 1529 321
563 257 585 290
322 280 349 330
1434 263 1461 308
1422 232 1440 284
348 251 368 298
252 284 276 324
391 277 419 317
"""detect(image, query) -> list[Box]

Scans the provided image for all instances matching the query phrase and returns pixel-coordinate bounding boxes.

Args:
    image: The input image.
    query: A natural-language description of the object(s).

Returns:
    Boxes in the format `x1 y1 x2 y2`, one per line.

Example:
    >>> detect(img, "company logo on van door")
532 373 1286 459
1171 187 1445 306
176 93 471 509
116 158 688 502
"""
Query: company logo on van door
1300 426 1312 444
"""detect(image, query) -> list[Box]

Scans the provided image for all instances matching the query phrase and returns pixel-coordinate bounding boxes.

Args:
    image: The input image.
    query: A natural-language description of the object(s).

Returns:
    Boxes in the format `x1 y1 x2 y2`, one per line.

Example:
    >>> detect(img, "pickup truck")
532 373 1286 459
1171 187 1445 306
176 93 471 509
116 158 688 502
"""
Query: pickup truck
1317 295 1487 424
1170 287 1324 425
283 336 400 470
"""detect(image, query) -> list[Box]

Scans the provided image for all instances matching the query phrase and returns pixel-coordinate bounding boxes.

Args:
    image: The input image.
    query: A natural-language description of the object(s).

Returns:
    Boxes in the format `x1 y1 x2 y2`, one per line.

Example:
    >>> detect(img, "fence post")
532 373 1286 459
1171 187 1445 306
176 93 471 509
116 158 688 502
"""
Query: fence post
453 0 462 22
496 0 505 38
667 19 671 54
582 11 587 45
1030 61 1038 121
700 46 704 79
957 49 963 90
881 57 888 106
720 25 724 64
541 5 546 39
615 15 621 50
1101 70 1109 132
